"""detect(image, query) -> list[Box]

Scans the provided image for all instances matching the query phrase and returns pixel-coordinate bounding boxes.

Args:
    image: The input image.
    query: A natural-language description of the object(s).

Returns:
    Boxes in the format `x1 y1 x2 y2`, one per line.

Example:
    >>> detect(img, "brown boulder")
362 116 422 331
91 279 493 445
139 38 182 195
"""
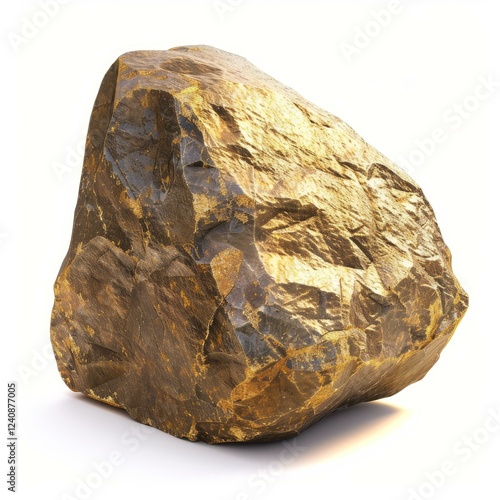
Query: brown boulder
51 46 468 443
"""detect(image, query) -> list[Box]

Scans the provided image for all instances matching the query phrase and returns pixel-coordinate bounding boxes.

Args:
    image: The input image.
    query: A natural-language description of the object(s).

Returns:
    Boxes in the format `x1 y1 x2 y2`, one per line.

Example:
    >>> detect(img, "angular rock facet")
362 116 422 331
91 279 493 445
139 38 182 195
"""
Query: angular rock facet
51 46 468 443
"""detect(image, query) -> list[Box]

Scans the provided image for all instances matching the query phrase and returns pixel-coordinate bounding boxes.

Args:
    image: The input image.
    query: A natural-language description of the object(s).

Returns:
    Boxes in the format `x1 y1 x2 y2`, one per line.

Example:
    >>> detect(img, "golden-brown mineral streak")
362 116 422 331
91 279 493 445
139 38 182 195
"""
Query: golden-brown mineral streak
51 46 468 443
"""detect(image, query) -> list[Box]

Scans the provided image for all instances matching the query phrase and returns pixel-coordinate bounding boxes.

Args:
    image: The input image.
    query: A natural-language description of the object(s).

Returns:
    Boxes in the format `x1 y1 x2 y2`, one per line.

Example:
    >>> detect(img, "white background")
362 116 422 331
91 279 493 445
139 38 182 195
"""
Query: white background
1 1 499 499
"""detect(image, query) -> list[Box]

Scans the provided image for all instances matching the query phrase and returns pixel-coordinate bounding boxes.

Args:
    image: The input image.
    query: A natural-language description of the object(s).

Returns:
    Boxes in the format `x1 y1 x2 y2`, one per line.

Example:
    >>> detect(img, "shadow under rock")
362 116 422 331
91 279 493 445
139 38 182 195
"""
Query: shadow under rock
66 392 131 418
62 392 406 466
213 401 407 466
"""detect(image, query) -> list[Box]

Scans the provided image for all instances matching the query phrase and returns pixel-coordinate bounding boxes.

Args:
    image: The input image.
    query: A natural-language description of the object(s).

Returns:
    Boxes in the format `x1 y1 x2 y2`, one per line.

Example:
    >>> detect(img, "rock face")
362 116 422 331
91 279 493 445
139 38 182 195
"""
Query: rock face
51 46 468 443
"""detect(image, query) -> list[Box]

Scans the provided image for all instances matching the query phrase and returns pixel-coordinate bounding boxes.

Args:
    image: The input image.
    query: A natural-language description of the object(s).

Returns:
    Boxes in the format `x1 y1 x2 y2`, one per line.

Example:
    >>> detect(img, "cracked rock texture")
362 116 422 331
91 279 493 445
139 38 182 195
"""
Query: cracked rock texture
51 46 468 443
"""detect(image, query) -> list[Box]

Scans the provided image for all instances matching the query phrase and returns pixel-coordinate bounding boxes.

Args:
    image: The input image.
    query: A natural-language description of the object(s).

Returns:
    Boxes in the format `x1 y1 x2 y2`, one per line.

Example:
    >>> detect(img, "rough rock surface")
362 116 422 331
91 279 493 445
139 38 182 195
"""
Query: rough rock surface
51 46 468 443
